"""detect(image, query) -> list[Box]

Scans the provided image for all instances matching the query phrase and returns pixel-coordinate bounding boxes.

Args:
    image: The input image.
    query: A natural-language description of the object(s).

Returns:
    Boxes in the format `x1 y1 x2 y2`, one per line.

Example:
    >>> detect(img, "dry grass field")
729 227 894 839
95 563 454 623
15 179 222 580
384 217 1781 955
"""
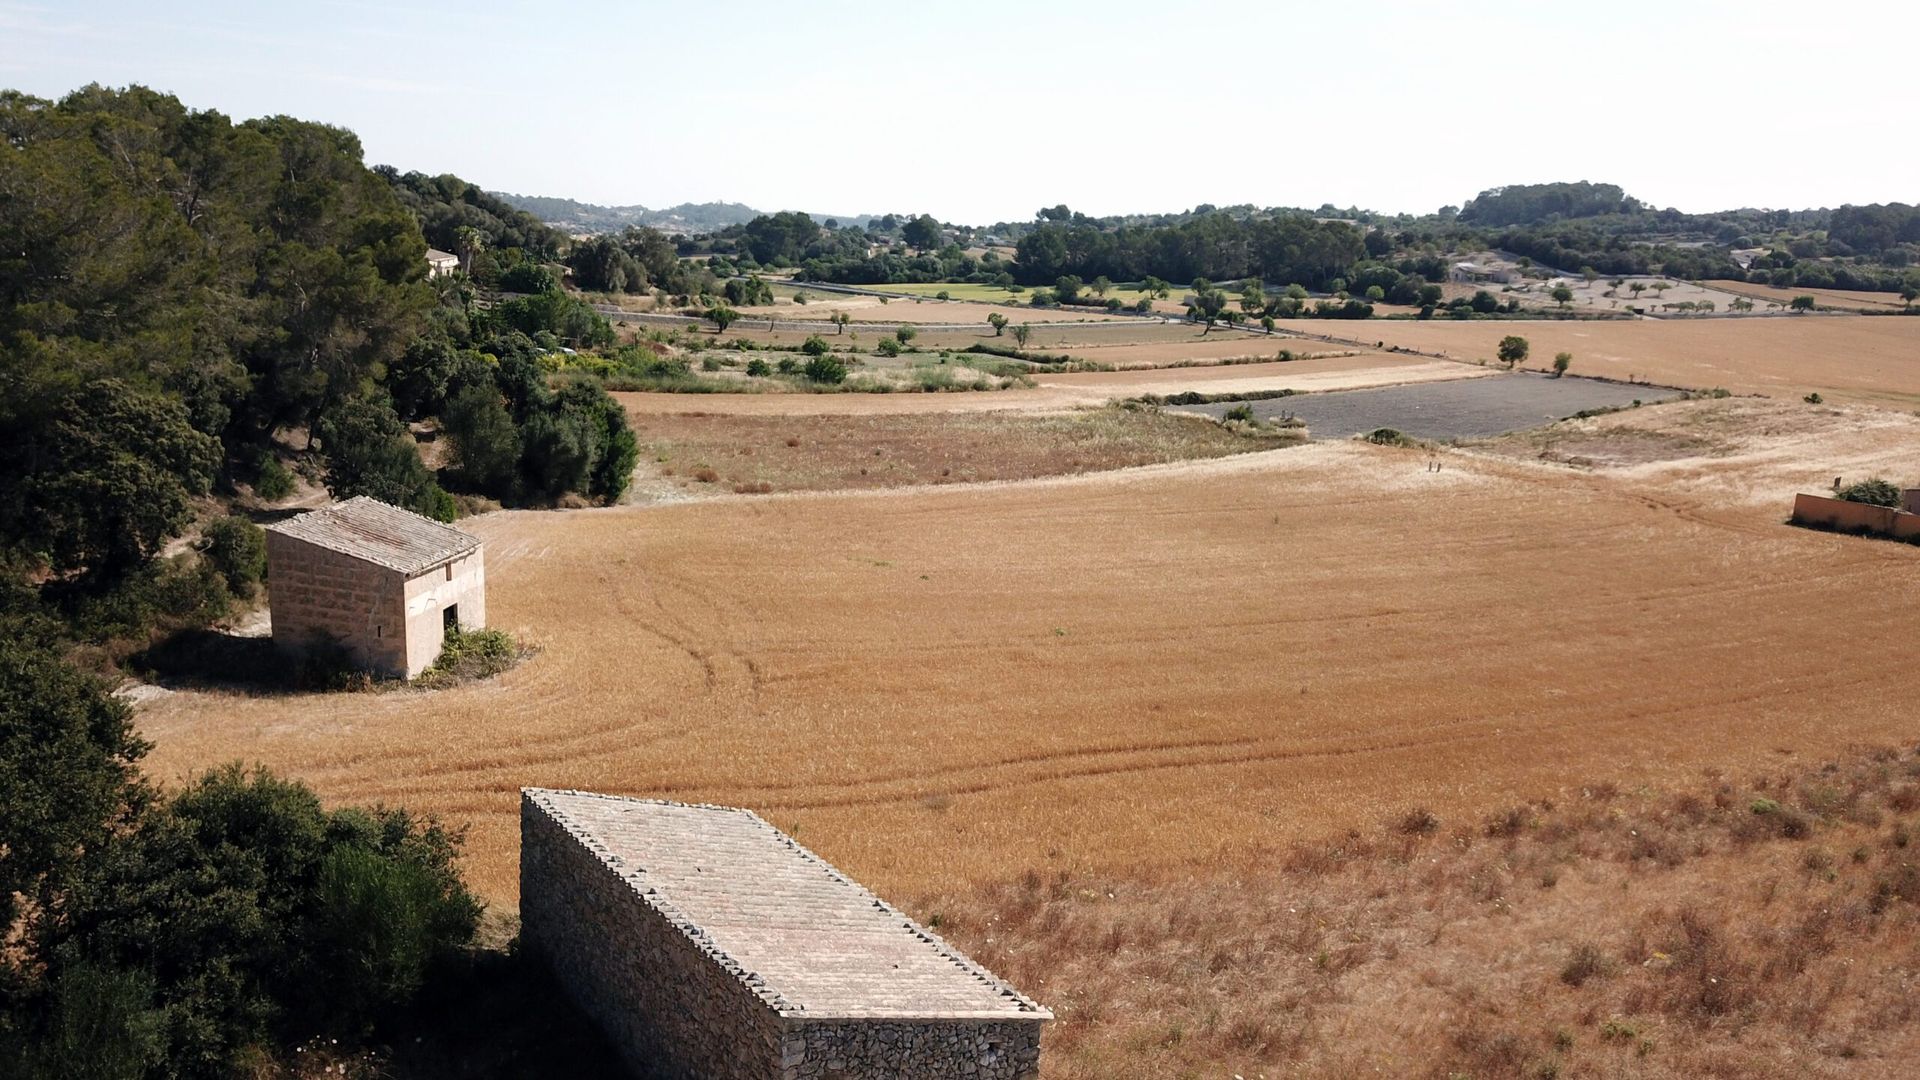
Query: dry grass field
1283 315 1920 407
931 745 1920 1077
631 407 1303 495
138 415 1920 912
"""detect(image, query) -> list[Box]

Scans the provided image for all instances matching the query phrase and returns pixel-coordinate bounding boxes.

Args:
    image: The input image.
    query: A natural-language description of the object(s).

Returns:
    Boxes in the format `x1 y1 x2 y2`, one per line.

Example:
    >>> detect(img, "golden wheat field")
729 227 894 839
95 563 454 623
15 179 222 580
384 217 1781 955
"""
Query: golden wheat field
1284 315 1920 407
137 400 1920 910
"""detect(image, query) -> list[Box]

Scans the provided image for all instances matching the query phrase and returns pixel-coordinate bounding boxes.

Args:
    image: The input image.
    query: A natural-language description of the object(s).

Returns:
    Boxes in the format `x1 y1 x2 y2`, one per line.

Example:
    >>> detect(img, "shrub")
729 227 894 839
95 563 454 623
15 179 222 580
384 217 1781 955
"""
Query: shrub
201 516 267 596
1552 352 1572 377
875 338 902 358
745 358 770 377
1365 427 1414 446
417 627 519 687
1803 392 1824 404
776 357 799 375
253 455 295 502
1221 404 1255 423
1560 942 1606 987
1837 477 1901 507
805 355 848 384
801 335 831 358
895 325 917 345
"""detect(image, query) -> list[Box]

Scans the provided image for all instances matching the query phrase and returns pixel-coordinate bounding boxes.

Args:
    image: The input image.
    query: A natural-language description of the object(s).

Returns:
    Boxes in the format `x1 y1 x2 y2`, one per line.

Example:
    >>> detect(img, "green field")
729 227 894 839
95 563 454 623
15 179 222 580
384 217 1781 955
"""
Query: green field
850 280 1192 305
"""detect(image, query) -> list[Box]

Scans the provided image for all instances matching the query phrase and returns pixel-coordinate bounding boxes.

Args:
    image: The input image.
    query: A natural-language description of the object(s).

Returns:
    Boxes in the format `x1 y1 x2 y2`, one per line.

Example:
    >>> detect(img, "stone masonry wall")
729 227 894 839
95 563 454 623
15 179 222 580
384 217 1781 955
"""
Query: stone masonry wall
521 794 790 1079
399 548 486 678
787 1020 1042 1080
520 793 1046 1080
266 532 407 676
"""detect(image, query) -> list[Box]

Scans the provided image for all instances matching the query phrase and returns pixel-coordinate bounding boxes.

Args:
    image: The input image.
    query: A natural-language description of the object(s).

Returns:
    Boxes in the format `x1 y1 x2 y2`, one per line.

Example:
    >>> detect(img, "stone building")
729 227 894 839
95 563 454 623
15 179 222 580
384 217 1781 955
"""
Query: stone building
521 789 1050 1080
425 247 460 277
264 497 485 678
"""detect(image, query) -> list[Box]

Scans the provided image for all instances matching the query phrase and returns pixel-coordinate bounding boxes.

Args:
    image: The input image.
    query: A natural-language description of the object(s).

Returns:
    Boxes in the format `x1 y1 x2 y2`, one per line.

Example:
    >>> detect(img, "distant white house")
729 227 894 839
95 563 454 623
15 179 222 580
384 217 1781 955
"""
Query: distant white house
425 248 460 277
1451 261 1511 285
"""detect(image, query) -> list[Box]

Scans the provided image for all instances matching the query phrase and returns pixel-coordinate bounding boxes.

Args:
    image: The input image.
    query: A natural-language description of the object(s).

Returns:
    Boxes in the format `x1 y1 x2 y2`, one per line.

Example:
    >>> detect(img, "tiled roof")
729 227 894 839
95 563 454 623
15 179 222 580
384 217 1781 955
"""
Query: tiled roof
425 248 459 261
525 789 1051 1022
265 496 479 575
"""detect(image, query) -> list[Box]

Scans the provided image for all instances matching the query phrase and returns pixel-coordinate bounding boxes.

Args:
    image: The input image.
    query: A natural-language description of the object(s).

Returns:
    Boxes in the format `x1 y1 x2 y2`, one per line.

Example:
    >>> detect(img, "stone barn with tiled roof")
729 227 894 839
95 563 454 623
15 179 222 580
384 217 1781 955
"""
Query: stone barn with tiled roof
264 497 485 678
521 789 1050 1080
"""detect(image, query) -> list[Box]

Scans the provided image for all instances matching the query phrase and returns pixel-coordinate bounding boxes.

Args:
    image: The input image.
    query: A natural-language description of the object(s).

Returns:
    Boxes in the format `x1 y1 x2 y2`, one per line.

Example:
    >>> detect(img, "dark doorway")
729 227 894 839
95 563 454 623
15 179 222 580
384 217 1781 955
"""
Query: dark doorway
443 604 459 634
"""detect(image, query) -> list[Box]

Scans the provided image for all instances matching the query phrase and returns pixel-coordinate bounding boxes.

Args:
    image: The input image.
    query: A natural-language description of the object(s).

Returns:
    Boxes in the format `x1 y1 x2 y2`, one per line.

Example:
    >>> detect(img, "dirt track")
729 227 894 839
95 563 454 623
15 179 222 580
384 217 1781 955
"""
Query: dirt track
137 409 1920 905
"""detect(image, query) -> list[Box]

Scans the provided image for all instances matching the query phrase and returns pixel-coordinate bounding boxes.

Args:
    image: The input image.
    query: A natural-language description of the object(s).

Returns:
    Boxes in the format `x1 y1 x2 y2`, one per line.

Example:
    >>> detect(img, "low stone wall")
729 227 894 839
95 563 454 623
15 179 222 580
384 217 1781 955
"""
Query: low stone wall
1792 493 1920 541
521 794 788 1079
520 791 1046 1079
787 1020 1041 1079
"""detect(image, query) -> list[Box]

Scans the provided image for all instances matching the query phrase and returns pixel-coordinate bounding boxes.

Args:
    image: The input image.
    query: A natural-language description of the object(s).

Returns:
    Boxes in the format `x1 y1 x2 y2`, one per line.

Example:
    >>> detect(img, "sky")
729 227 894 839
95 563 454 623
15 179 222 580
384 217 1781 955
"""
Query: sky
2 0 1913 224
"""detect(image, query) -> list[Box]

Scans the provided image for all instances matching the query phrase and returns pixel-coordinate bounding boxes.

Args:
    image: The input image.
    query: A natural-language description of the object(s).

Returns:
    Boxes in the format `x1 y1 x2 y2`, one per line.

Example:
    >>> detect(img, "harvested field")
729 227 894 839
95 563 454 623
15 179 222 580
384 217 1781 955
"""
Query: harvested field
1705 280 1916 312
612 352 1457 416
632 407 1301 495
1279 315 1920 407
138 430 1920 911
1185 372 1679 441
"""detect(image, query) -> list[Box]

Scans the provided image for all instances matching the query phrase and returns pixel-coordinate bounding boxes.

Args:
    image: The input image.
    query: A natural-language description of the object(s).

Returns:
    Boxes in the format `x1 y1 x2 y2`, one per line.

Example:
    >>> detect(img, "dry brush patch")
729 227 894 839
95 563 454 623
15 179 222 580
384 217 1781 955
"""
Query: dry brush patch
633 406 1303 495
919 745 1920 1078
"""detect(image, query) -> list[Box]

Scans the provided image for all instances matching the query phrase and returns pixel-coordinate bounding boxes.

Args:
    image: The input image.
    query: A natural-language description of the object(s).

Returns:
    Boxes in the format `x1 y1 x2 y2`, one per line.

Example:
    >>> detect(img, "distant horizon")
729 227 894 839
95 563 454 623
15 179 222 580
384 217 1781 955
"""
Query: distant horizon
484 185 1885 228
3 1 1915 223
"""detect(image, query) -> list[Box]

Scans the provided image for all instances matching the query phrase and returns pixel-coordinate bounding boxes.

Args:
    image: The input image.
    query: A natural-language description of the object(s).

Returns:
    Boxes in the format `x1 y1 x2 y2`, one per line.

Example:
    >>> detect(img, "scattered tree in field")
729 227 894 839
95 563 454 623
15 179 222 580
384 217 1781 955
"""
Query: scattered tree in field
1731 297 1754 312
987 312 1009 336
1286 283 1310 300
1629 282 1647 299
1091 275 1111 298
1143 276 1170 299
1365 285 1386 303
1650 281 1673 297
1497 335 1530 369
830 311 851 334
706 306 739 333
1553 351 1573 377
1261 315 1276 333
1550 285 1574 307
875 338 901 357
1582 266 1599 284
801 335 831 358
1791 295 1817 311
1240 277 1265 313
895 325 917 345
1902 285 1919 305
1054 275 1084 304
1010 323 1032 348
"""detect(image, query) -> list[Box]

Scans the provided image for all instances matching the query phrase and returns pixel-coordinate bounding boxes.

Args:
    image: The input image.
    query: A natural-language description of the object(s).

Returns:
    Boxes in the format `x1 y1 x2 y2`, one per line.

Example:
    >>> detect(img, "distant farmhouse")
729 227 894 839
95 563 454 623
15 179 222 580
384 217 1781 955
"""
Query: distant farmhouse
522 789 1050 1079
425 247 460 277
264 498 485 678
1450 260 1512 285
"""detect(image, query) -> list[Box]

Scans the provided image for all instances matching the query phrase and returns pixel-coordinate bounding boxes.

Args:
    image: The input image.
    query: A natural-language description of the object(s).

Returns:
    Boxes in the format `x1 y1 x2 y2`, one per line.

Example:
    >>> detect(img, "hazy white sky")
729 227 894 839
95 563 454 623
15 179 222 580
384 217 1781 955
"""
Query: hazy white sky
2 0 1912 223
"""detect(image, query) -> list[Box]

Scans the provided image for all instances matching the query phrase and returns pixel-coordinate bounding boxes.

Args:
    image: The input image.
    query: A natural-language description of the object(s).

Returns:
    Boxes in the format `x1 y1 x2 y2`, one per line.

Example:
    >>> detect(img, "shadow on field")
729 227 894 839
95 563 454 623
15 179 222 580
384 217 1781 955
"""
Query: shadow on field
377 946 628 1080
129 628 370 694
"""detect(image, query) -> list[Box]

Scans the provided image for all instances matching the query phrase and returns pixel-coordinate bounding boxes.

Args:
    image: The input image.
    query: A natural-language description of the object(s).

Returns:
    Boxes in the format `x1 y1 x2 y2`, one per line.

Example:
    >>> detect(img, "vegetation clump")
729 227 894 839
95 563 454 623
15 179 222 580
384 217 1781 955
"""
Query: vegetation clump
416 627 522 689
1835 477 1902 508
